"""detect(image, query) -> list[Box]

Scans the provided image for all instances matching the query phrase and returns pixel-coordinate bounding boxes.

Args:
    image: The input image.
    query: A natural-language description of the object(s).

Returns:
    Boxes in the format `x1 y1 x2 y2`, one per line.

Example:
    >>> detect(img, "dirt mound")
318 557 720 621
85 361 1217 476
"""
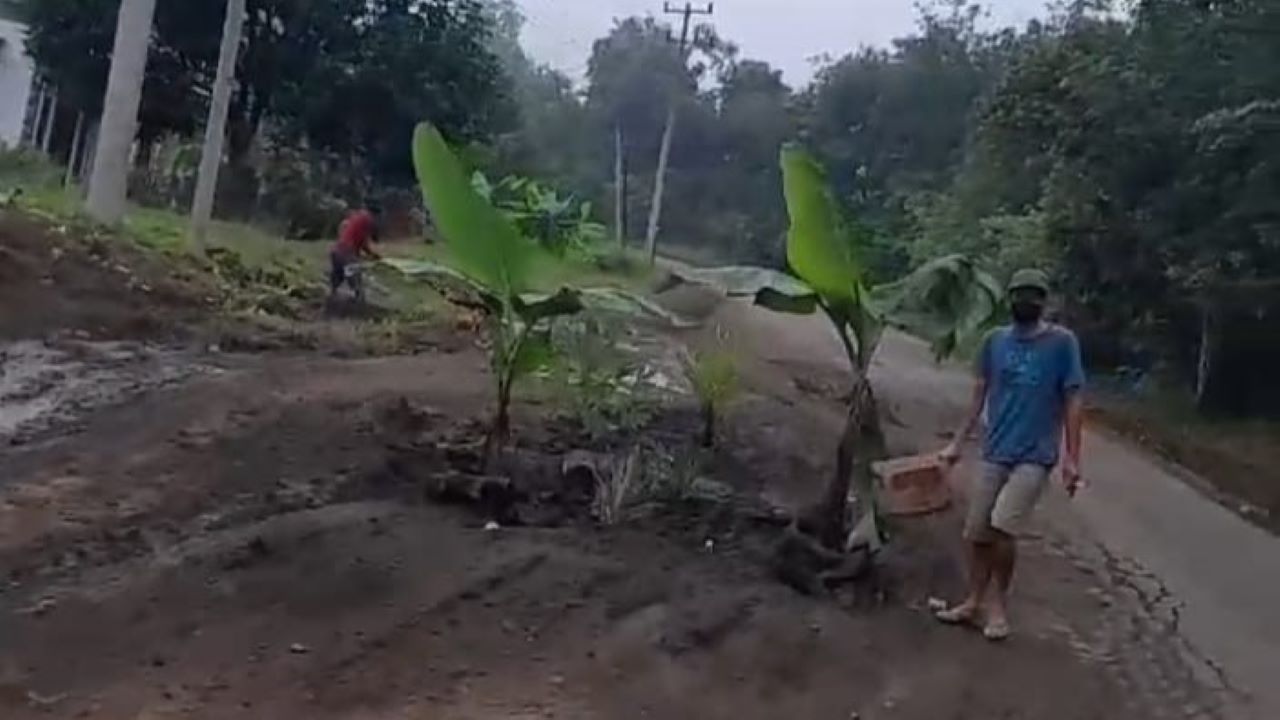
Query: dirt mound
0 212 210 342
0 248 1235 718
0 376 1187 719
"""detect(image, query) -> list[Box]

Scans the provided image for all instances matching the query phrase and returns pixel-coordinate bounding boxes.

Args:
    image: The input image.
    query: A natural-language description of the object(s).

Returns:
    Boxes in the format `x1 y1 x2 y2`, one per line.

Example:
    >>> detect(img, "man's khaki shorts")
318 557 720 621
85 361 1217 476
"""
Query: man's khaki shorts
964 462 1050 541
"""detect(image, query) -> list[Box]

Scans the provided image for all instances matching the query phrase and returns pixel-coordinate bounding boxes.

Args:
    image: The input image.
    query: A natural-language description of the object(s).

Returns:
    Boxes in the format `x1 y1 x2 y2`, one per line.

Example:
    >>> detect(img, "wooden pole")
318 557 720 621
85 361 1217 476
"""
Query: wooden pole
644 2 713 264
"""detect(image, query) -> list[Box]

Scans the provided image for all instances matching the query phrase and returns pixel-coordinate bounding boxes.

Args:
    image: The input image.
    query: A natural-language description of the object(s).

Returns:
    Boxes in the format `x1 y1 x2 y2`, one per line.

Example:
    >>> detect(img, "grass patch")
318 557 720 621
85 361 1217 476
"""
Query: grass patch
2 148 647 327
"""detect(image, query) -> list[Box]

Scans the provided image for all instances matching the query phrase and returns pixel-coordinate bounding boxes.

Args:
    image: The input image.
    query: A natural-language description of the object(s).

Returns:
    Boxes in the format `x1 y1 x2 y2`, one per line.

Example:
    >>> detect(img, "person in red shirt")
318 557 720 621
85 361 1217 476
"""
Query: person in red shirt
329 201 383 303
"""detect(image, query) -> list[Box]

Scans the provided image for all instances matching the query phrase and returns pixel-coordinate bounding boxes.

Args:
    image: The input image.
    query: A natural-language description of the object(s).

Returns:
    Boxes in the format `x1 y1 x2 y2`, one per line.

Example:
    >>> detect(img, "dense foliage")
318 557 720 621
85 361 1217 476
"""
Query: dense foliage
17 0 1277 409
18 0 509 187
493 0 1279 410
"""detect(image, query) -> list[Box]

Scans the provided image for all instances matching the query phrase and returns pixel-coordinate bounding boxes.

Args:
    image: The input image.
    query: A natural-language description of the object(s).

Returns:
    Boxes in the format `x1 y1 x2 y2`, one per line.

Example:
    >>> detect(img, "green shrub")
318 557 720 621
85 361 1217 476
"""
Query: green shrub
683 330 741 447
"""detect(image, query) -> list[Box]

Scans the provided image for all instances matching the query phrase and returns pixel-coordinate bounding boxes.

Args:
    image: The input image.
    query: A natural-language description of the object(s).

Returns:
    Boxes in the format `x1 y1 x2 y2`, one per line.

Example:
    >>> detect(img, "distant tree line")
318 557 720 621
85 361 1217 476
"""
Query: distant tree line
15 0 510 226
15 0 1280 411
497 0 1280 414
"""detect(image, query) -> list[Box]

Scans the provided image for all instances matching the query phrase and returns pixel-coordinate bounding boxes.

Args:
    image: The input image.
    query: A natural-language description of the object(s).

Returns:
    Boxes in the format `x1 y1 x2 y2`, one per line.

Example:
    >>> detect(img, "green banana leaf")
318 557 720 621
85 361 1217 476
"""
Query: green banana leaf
780 144 868 308
412 123 540 297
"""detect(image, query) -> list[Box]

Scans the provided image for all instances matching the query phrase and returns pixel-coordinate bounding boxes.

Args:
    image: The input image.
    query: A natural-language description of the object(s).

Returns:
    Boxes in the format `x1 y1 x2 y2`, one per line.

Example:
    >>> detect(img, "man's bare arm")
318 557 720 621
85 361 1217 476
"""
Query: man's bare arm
941 378 987 463
1062 391 1084 494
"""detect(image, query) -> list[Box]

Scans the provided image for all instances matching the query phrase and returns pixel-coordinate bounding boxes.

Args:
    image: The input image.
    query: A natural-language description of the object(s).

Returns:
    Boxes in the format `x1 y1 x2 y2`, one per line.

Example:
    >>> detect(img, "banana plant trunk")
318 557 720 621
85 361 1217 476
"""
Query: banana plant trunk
700 400 716 448
483 374 515 465
816 373 885 549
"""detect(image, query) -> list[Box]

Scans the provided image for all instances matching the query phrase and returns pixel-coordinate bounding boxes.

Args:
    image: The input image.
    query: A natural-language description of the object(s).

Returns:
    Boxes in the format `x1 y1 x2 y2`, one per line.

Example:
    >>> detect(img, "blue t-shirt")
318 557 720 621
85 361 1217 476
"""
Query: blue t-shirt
978 324 1085 467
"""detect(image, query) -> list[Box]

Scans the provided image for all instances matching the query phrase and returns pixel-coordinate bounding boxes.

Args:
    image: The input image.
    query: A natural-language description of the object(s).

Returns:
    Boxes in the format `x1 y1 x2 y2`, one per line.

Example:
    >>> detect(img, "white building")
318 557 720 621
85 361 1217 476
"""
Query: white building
0 16 37 149
0 15 89 181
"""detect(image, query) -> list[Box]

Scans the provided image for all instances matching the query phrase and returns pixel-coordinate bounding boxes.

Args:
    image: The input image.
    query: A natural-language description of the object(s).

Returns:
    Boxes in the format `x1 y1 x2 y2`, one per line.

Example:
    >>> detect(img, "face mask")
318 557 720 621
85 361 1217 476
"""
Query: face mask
1011 301 1044 325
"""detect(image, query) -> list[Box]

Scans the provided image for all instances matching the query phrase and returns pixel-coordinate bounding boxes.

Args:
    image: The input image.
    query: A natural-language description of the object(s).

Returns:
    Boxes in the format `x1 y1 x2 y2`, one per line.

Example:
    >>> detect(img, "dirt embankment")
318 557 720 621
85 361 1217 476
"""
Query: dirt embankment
0 349 1175 720
0 214 1234 719
0 213 211 343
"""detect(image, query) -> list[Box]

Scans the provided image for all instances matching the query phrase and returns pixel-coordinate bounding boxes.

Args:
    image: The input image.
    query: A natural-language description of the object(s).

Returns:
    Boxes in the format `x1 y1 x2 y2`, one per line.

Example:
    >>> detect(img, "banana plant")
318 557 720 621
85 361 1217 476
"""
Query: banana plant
389 123 684 457
471 172 606 256
675 145 1003 550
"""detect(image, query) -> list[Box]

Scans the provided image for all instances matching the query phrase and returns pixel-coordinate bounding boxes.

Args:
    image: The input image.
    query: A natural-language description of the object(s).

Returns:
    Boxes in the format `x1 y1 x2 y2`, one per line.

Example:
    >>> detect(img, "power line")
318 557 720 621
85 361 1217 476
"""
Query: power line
645 2 714 262
662 2 714 55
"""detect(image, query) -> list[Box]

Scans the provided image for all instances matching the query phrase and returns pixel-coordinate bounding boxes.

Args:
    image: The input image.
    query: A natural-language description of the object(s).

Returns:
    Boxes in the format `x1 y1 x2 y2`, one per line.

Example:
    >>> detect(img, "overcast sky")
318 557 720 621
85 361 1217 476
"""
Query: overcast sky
518 0 1050 86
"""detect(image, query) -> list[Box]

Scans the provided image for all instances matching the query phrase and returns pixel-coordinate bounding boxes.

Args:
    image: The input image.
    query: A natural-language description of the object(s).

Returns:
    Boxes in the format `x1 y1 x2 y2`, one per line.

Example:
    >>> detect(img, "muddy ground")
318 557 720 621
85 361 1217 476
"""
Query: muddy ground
0 212 1233 718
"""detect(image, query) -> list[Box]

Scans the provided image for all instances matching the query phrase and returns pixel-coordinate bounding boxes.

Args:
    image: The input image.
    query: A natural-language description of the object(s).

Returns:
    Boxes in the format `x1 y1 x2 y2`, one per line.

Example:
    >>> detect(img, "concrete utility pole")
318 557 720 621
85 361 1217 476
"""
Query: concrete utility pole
644 1 713 264
64 112 85 188
191 0 247 248
614 125 626 246
86 0 157 224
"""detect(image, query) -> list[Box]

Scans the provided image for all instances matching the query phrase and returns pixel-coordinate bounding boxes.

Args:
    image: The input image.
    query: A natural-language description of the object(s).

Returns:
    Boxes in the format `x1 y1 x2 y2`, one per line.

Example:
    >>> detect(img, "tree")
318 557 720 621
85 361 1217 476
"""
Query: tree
484 2 592 196
85 0 157 224
270 0 510 185
703 59 794 264
21 0 509 189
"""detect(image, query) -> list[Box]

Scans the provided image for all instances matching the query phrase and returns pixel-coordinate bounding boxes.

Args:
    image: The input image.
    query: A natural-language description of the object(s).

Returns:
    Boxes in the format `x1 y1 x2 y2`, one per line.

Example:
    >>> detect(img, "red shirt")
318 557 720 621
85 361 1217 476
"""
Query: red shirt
334 210 377 257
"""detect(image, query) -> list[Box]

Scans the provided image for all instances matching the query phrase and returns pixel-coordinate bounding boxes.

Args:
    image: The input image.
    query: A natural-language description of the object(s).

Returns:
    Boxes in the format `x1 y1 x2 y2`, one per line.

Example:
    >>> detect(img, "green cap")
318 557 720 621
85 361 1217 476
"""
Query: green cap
1008 268 1050 295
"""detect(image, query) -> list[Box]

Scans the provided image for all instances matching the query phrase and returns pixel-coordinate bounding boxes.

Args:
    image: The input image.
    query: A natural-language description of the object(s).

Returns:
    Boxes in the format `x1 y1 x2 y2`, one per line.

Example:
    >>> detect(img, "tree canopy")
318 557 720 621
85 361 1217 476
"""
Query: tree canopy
19 0 509 182
490 0 1280 409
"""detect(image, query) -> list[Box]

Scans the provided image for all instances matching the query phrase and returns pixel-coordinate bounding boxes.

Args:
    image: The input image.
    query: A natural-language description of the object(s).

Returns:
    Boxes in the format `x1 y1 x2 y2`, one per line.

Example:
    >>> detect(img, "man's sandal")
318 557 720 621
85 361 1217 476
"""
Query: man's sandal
982 618 1011 642
934 604 981 626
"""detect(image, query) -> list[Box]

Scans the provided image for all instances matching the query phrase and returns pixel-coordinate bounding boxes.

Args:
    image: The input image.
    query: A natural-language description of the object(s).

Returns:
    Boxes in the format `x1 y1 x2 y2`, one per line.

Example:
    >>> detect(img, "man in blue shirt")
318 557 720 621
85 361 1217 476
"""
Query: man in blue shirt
935 268 1086 641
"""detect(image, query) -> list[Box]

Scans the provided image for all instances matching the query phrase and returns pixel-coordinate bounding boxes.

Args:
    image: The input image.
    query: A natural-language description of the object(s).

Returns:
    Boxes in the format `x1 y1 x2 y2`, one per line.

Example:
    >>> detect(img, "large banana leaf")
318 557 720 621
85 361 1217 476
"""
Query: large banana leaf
386 258 692 327
382 257 502 314
412 123 539 296
576 288 699 328
513 288 694 327
872 254 1004 360
780 145 867 307
672 266 820 315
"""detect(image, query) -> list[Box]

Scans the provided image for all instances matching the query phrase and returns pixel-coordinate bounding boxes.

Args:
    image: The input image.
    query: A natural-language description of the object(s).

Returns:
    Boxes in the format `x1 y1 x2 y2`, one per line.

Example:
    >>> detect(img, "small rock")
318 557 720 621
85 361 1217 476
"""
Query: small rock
289 643 309 655
25 690 66 709
18 596 58 617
